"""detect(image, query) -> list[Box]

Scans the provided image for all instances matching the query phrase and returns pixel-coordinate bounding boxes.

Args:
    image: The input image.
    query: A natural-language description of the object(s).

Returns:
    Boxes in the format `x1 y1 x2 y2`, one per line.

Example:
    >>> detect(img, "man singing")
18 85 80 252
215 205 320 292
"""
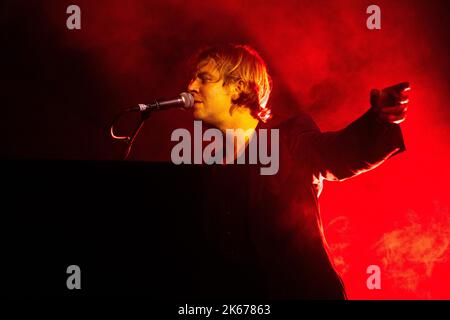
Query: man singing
180 44 409 299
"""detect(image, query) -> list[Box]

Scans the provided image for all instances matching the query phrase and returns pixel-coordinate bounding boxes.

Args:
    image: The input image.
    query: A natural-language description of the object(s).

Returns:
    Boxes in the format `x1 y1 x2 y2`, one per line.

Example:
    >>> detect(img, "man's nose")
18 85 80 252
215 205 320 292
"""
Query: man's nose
188 78 200 93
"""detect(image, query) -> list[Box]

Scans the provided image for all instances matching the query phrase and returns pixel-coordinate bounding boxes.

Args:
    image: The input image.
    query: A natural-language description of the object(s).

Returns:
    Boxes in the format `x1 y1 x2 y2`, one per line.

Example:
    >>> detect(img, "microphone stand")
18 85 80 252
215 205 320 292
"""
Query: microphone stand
110 109 151 160
110 92 193 160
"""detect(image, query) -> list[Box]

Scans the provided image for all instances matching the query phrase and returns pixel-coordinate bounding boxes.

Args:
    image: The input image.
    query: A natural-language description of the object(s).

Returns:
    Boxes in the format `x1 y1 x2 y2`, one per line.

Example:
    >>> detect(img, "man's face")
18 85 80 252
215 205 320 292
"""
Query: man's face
188 59 236 127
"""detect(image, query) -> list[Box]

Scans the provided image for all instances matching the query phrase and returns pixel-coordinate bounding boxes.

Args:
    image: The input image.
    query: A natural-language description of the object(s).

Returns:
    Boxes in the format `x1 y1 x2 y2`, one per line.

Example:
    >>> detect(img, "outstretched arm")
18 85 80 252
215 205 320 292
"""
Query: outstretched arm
286 82 410 181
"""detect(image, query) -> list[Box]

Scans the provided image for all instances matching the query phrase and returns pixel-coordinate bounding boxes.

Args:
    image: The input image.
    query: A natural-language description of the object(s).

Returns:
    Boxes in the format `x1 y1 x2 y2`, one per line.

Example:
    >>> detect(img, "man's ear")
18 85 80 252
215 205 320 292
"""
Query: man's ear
232 79 246 100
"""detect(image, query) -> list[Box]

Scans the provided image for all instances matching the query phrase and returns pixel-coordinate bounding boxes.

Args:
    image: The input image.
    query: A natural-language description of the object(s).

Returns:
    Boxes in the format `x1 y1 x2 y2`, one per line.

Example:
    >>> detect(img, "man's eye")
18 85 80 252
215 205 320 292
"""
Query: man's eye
192 73 212 84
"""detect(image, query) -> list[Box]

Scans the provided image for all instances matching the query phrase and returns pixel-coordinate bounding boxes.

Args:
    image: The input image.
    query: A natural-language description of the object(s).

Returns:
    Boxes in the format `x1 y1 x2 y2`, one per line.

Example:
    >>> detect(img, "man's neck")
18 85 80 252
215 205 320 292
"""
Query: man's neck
216 108 259 133
215 108 259 163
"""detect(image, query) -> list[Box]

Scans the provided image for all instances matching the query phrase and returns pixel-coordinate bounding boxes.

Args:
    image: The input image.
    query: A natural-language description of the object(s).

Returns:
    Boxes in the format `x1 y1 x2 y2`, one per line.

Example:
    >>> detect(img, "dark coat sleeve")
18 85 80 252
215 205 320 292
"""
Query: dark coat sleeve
283 108 406 181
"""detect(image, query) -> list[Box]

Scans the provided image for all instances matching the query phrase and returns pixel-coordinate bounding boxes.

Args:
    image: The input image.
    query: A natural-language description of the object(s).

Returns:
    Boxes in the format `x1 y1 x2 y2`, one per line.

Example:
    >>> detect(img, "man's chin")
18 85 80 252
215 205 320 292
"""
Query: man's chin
192 111 215 127
193 109 205 121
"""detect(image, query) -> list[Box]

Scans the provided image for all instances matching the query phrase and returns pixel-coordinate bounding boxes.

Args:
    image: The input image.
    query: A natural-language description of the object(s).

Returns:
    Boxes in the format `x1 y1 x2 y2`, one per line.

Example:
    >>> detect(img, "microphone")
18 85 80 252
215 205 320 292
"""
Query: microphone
127 92 194 112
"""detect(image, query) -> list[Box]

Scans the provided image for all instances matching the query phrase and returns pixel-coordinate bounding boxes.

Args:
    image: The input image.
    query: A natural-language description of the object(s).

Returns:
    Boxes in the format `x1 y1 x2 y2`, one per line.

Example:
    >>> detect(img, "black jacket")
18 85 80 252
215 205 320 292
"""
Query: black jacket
177 108 405 300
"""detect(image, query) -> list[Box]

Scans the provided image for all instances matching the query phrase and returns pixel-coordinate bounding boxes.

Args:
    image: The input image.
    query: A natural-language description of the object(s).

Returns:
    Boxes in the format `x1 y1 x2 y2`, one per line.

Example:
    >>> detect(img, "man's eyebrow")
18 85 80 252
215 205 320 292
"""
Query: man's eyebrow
196 71 213 78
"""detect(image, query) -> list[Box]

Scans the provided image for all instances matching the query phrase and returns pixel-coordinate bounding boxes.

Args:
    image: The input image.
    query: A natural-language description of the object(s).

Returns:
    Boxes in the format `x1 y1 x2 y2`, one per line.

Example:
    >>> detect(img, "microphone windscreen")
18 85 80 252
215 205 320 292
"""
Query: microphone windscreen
180 92 194 109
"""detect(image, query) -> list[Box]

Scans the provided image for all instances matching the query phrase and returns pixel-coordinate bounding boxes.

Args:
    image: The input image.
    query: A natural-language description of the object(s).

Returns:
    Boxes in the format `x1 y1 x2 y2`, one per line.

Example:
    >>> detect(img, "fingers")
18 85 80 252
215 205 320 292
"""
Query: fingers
399 92 409 104
377 106 407 124
380 105 407 115
381 83 411 107
379 111 407 124
398 83 410 103
372 81 411 124
383 82 410 94
389 81 410 92
378 103 407 123
378 97 408 124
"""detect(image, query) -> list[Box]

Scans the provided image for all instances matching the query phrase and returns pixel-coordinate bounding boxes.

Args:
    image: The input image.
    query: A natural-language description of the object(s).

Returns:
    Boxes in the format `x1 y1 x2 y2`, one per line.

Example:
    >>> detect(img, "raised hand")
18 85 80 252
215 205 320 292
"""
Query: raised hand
370 82 410 124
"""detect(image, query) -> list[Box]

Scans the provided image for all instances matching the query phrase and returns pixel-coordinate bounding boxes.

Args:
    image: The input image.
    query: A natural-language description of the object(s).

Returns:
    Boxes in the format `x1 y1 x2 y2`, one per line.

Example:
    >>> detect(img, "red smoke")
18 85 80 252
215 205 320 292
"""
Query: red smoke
23 0 450 298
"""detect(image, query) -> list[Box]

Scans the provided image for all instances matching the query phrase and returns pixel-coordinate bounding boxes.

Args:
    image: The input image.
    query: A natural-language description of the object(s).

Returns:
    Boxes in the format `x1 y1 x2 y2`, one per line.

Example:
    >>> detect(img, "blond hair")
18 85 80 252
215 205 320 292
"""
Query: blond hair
194 44 273 122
